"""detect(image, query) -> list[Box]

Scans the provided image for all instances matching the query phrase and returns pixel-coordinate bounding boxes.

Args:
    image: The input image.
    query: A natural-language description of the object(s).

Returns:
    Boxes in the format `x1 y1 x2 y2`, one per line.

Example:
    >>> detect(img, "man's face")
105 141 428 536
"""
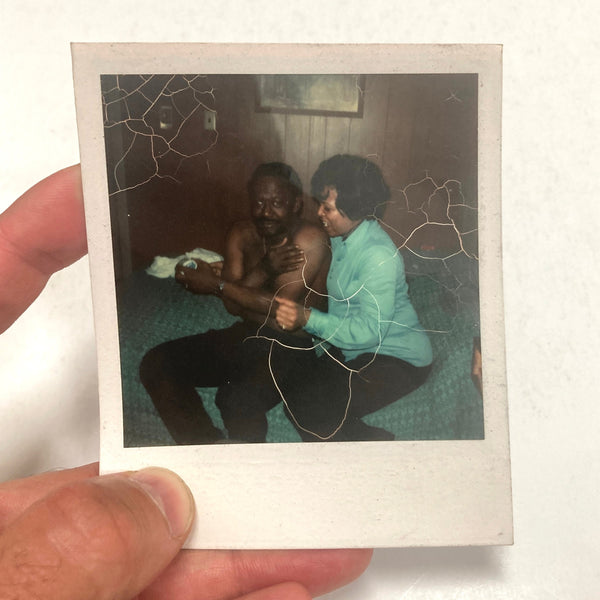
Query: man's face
316 186 360 238
250 176 299 239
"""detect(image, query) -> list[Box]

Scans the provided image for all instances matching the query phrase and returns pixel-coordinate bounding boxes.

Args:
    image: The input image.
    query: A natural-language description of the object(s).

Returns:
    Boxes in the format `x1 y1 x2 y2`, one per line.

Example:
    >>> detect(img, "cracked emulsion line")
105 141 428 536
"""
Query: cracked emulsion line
103 75 219 195
246 249 451 439
384 175 479 263
105 83 478 440
249 171 477 437
242 261 362 440
445 89 463 103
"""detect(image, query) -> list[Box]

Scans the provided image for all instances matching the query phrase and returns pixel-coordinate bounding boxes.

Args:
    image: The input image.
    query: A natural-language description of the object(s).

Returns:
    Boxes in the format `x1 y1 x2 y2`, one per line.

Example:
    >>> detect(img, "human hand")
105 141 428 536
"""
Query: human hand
0 165 372 598
0 463 195 599
210 260 224 278
0 463 371 599
265 239 305 276
175 259 220 295
275 296 311 332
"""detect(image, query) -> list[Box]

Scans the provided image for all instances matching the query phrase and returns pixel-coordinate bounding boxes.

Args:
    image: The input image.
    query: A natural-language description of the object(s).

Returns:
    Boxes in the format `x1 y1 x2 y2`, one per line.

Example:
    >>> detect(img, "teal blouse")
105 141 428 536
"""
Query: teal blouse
305 219 433 367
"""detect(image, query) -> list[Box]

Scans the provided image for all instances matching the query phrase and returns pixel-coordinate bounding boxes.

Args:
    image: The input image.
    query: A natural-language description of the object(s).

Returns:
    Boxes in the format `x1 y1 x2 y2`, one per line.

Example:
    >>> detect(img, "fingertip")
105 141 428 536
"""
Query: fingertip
128 467 195 540
57 164 83 198
7 163 87 268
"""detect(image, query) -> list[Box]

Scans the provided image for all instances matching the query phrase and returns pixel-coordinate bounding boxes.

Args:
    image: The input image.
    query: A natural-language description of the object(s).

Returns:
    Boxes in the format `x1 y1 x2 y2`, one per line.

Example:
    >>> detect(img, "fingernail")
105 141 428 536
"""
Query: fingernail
129 467 195 539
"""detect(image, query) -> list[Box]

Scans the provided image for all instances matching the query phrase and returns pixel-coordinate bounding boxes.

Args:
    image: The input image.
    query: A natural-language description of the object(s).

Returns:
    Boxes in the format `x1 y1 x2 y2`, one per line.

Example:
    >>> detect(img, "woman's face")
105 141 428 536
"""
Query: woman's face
316 186 362 238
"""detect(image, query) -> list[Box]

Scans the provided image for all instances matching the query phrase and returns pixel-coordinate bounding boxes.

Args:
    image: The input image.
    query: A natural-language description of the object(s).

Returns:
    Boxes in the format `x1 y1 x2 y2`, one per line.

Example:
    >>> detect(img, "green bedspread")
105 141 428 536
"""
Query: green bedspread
117 270 484 446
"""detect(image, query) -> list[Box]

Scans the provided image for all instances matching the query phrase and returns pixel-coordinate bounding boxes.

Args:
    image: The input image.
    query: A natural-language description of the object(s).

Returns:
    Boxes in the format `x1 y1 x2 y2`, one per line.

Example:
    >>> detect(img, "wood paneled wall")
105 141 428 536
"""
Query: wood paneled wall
106 74 478 274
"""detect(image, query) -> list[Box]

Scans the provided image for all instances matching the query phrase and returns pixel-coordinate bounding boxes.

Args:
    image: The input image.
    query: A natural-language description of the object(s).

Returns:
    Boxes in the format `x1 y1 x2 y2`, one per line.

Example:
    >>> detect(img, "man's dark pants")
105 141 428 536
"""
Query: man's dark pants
139 321 315 444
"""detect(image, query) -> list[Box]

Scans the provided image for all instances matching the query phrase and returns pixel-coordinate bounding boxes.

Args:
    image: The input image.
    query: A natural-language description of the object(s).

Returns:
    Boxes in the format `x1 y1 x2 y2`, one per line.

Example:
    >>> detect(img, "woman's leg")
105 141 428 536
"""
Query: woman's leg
283 352 431 442
346 354 431 419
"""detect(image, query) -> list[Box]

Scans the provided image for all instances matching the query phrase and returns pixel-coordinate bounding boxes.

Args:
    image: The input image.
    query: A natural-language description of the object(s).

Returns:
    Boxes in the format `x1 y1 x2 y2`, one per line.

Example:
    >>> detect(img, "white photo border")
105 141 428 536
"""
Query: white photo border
73 43 511 549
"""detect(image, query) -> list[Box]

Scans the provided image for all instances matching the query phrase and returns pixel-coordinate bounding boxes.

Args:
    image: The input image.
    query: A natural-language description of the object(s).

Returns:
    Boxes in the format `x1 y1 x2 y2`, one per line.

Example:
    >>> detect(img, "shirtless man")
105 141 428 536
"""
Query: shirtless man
139 162 330 444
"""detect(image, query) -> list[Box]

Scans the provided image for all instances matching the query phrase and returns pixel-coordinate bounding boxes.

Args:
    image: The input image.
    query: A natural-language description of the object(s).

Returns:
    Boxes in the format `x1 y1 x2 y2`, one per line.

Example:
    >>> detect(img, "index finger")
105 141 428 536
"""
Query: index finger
0 165 86 333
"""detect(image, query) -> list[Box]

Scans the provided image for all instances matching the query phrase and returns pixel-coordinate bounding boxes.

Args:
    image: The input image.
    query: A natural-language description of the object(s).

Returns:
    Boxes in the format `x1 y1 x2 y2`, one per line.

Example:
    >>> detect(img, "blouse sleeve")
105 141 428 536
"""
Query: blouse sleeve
304 245 399 352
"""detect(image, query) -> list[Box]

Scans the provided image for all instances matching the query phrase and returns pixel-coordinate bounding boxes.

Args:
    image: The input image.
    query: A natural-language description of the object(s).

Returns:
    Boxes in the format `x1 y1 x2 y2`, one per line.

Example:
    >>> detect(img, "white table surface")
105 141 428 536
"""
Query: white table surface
1 2 599 598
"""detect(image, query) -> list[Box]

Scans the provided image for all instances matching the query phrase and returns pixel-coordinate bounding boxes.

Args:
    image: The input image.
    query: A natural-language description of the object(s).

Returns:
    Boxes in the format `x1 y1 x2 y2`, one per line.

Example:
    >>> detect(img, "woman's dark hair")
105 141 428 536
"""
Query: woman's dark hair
248 162 303 200
310 154 390 220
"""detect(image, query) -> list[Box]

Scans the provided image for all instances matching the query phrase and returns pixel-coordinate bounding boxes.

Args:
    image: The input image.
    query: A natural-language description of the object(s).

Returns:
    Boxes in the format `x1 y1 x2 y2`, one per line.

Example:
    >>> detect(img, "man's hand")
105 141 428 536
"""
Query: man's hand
0 166 372 599
210 260 224 278
264 240 305 276
175 259 220 295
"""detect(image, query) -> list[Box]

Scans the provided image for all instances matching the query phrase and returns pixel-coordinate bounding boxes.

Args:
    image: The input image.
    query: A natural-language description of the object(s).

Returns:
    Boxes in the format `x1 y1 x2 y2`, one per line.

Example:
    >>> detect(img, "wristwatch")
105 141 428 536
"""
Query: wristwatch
216 280 226 296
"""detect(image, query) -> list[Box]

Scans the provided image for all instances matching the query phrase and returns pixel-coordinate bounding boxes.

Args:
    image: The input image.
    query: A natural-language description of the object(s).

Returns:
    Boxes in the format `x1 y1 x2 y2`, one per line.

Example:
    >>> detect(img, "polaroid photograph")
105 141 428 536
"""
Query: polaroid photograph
73 43 512 548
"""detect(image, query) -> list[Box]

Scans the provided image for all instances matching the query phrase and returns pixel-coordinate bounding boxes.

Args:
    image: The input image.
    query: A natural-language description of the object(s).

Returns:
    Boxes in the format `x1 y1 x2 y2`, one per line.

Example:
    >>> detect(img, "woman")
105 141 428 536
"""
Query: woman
275 154 433 441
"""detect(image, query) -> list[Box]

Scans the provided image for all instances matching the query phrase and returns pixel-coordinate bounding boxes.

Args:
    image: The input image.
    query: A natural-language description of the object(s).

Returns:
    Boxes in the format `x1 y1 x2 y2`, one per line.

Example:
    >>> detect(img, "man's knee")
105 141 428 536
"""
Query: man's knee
139 344 175 388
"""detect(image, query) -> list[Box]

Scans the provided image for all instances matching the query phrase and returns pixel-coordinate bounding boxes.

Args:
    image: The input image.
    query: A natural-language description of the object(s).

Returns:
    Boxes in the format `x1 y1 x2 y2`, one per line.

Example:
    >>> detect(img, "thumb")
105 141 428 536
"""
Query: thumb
0 467 194 600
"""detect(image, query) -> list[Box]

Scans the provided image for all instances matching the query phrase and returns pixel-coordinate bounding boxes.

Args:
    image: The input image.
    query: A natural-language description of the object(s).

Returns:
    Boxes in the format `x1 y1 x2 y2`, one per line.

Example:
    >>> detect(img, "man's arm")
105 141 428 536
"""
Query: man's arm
227 226 330 325
221 224 307 294
177 224 330 325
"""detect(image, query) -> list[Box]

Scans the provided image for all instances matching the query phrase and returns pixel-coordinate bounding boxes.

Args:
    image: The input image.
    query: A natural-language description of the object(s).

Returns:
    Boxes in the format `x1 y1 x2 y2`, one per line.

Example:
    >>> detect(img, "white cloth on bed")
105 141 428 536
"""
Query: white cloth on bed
145 248 224 279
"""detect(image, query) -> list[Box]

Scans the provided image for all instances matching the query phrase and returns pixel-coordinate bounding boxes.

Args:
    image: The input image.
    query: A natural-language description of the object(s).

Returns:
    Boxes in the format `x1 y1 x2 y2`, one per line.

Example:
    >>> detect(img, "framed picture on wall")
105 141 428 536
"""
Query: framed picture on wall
72 43 511 550
255 74 366 116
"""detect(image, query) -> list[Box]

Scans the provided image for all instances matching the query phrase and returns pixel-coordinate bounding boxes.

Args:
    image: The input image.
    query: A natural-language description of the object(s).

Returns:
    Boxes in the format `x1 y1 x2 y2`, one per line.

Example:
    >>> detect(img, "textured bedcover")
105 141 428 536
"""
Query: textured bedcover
117 270 484 447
